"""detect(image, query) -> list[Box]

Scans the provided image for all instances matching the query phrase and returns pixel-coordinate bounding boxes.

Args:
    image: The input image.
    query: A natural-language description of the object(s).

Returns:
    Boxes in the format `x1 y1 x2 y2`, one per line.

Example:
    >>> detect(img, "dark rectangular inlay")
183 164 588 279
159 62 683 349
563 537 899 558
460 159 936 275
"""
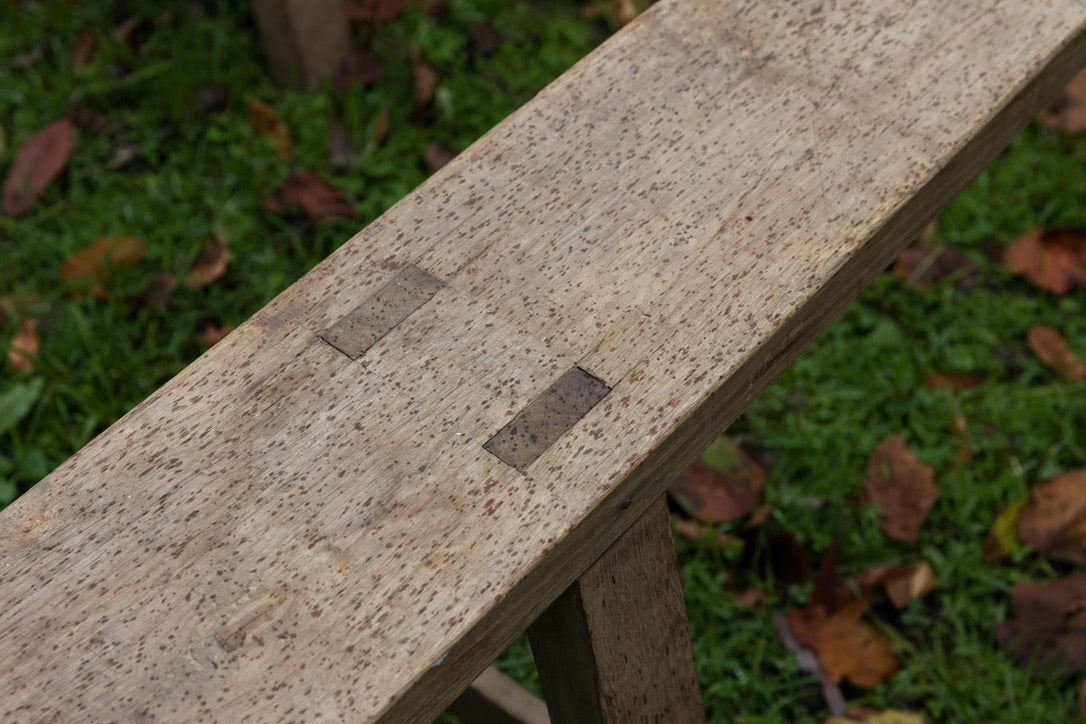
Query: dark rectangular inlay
320 264 444 359
484 367 611 471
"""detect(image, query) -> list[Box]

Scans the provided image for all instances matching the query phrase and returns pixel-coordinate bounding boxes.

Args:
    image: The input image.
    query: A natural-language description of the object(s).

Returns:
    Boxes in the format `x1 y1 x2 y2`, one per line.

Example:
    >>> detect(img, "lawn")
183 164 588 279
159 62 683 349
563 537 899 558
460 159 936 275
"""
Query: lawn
2 1 1085 722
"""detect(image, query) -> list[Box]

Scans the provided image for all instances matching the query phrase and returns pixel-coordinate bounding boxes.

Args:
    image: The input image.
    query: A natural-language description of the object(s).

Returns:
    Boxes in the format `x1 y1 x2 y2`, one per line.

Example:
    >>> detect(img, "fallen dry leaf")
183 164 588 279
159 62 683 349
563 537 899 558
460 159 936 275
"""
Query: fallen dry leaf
669 438 764 523
412 55 438 109
1041 67 1086 134
372 109 391 145
1018 470 1086 565
1026 325 1085 381
70 28 99 70
883 562 937 609
775 613 847 717
671 517 743 557
136 272 177 309
467 20 502 56
185 233 231 290
3 118 77 216
246 99 292 161
788 600 900 688
767 529 812 589
996 573 1086 674
7 317 39 373
894 244 978 290
924 372 983 394
198 322 233 348
328 117 356 168
609 0 639 25
424 141 455 172
734 588 768 607
262 170 357 225
59 236 145 292
825 711 925 724
1004 229 1086 295
983 497 1027 562
860 434 937 544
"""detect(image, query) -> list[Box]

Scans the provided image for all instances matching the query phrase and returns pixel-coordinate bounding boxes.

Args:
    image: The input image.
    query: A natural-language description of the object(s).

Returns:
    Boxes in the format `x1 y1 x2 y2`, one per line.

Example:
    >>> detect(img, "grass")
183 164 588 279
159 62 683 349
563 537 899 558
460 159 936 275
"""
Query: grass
2 2 1085 721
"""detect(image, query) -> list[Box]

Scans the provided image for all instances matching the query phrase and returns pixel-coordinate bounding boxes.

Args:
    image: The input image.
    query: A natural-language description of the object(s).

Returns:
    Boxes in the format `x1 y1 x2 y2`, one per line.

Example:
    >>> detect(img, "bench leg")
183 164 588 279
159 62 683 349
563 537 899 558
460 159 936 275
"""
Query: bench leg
447 666 550 724
528 496 703 723
250 0 349 89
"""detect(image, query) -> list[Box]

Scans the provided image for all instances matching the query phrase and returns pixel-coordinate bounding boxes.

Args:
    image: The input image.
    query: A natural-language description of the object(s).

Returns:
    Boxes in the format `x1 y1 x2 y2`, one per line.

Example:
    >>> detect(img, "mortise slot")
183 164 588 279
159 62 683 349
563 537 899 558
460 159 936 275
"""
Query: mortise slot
320 264 444 359
484 367 611 471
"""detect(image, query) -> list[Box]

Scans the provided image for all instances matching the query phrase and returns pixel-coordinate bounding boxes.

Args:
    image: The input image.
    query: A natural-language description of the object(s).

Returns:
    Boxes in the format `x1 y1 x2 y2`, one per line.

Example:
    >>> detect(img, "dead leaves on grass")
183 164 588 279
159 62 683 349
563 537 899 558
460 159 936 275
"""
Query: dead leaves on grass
3 118 76 217
1003 229 1086 295
860 435 937 544
996 573 1086 675
1026 325 1085 381
668 437 765 524
788 601 900 689
59 235 146 296
1041 68 1086 134
261 170 358 225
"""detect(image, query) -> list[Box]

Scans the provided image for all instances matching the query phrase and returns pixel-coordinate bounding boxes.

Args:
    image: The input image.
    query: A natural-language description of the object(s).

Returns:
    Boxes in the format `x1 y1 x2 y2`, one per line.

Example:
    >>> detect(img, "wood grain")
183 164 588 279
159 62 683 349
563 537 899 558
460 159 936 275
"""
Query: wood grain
528 497 702 723
1 0 1084 721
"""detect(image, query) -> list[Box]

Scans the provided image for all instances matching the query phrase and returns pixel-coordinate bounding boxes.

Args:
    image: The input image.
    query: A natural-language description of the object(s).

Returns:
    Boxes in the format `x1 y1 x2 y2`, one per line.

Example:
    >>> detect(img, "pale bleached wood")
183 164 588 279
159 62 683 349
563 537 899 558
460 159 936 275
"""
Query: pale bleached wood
1 1 1085 722
528 496 702 723
251 0 349 89
446 666 550 724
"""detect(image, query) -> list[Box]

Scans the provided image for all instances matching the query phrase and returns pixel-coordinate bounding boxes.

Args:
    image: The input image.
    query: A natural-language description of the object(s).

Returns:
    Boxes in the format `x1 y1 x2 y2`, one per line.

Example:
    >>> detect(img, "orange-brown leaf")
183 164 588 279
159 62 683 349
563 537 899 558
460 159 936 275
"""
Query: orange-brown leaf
860 434 937 544
3 118 76 216
246 100 291 161
1018 470 1086 565
787 601 899 688
669 439 764 524
1004 229 1086 295
59 236 145 287
924 371 982 394
1027 325 1085 381
185 233 231 290
7 317 39 374
1041 67 1086 134
198 323 233 348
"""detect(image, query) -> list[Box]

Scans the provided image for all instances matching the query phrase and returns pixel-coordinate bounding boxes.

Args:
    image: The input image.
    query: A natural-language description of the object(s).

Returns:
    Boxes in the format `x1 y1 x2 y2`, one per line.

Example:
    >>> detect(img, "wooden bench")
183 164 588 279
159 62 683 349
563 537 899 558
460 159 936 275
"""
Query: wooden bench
3 1 1085 721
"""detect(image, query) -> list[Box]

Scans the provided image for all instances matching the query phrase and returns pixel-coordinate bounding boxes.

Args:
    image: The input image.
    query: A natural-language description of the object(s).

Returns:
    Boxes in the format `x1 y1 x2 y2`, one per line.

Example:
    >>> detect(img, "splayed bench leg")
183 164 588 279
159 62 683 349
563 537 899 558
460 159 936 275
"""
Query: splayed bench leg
528 496 703 723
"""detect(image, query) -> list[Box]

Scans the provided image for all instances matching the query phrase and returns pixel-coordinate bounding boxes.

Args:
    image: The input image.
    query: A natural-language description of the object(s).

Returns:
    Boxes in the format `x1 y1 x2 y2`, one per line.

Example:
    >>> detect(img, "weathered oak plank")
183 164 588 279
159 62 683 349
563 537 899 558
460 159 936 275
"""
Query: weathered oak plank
528 497 702 723
1 0 1085 721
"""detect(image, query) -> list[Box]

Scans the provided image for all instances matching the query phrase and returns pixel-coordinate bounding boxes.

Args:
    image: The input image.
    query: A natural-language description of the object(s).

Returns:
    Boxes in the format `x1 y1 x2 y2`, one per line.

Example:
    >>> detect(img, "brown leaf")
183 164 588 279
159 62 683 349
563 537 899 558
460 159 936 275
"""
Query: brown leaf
609 0 639 25
198 323 234 348
882 562 937 609
735 588 768 607
328 117 356 168
412 56 438 109
1026 325 1085 381
59 236 145 290
1018 470 1086 565
7 317 39 374
70 28 99 70
669 439 764 524
263 170 357 225
923 372 982 394
671 517 742 557
424 141 455 172
1041 68 1086 134
468 20 502 56
995 573 1086 674
3 118 77 216
185 233 231 290
788 601 899 688
246 100 292 161
190 82 229 117
372 109 391 145
1004 229 1086 295
136 272 177 309
894 244 978 290
860 434 937 544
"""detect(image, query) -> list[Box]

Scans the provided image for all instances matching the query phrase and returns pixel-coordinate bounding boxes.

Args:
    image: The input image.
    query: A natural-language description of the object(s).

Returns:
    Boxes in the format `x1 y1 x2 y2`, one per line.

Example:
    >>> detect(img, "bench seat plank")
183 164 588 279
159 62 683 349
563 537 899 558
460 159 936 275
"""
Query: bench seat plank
2 0 1085 721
